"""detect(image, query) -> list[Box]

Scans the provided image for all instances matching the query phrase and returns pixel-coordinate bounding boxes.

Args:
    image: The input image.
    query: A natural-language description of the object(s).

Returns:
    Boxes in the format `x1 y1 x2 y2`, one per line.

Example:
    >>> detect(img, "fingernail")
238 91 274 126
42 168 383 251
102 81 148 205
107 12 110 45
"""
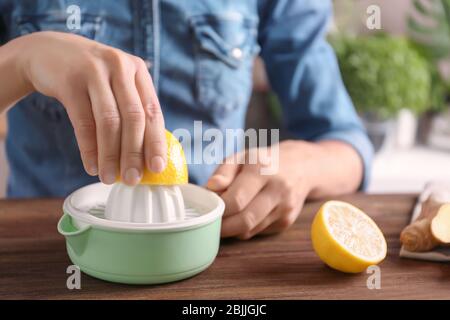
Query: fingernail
206 176 218 188
102 171 117 185
151 156 165 173
207 175 225 190
88 164 98 176
124 168 141 185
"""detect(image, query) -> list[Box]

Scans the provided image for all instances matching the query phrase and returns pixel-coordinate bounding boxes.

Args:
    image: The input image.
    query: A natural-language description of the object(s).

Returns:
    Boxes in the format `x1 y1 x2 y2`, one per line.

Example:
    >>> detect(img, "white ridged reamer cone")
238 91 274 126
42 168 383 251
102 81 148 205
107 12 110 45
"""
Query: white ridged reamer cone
105 183 185 223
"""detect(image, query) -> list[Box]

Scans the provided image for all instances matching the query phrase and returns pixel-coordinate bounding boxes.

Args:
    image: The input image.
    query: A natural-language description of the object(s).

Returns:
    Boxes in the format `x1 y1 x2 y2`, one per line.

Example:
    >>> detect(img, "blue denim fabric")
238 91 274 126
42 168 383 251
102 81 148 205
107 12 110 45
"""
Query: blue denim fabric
0 0 373 197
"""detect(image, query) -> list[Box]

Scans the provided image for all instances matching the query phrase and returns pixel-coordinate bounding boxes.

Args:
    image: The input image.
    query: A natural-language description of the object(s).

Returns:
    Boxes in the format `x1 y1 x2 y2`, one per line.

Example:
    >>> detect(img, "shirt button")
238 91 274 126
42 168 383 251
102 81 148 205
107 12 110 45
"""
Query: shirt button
231 47 243 60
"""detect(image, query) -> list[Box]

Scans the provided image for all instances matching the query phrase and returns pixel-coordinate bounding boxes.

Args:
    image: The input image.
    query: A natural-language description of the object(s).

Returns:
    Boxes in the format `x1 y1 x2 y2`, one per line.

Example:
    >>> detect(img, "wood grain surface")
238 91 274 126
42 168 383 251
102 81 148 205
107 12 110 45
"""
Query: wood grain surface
1 194 449 300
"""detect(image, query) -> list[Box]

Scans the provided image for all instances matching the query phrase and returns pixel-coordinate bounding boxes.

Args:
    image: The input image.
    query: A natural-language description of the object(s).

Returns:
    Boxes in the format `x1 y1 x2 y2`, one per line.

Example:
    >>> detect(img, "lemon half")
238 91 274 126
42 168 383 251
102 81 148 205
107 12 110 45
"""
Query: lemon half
311 201 387 273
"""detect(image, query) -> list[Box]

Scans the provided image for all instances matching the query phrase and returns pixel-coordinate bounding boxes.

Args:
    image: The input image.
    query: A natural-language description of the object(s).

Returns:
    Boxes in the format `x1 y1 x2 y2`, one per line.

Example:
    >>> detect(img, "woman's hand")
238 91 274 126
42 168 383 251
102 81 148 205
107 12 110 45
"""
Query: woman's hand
15 31 167 185
207 140 363 239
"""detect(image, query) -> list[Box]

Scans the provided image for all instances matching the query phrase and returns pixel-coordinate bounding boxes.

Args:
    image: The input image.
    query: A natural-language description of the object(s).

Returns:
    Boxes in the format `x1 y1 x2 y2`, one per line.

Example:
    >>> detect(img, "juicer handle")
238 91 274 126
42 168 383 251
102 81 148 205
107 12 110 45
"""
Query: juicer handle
57 213 91 237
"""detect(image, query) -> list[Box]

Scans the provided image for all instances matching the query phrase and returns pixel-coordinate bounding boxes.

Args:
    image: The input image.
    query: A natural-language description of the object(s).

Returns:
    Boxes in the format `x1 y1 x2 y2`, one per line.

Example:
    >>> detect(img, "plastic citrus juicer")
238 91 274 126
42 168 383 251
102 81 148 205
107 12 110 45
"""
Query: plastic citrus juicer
58 130 225 285
105 184 186 223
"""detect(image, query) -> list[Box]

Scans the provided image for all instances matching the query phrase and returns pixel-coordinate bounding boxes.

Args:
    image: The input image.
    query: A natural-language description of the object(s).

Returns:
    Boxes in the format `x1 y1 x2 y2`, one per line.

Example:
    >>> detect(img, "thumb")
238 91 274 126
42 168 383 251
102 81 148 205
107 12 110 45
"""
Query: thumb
206 154 242 192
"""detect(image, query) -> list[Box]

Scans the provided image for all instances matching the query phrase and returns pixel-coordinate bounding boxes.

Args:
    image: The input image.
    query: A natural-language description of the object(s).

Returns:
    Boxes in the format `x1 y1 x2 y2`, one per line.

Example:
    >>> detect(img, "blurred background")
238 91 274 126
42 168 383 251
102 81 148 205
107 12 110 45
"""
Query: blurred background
0 0 449 196
249 0 450 194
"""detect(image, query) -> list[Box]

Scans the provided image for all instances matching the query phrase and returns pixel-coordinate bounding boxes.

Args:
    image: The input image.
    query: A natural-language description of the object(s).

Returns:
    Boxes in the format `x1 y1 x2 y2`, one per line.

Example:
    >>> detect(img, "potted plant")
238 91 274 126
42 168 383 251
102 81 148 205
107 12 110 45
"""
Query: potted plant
331 34 431 151
408 0 450 149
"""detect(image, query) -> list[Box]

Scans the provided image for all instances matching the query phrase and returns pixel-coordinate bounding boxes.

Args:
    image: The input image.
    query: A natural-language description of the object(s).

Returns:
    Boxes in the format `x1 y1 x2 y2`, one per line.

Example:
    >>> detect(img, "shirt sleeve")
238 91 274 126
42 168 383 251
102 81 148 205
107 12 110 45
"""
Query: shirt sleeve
257 0 374 190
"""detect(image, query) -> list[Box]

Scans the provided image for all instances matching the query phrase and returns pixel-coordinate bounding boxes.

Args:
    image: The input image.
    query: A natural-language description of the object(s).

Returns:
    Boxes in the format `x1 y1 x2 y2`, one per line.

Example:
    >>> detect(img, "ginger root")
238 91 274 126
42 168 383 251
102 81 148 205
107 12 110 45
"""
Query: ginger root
431 204 450 244
400 196 450 252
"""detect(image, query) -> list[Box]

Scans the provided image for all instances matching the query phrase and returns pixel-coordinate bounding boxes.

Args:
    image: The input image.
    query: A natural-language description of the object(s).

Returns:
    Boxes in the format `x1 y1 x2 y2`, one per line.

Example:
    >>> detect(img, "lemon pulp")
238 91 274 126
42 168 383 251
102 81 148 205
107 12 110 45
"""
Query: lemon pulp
311 201 387 273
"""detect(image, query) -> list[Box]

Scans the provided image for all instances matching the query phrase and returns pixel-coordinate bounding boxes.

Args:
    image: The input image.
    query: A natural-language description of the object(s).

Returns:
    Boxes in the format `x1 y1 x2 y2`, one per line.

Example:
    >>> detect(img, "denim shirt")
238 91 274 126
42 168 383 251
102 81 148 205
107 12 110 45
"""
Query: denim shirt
0 0 373 197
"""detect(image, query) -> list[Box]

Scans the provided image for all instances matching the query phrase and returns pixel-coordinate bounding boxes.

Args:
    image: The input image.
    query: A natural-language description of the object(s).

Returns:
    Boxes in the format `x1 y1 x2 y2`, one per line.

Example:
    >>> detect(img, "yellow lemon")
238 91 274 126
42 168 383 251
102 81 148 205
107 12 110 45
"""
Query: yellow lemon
311 201 387 273
133 130 188 185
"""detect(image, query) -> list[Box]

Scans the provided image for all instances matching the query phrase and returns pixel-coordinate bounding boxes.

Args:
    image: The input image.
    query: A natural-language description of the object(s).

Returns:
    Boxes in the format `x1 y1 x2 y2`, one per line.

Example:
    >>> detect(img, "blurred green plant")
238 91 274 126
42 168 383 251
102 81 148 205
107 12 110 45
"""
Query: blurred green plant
409 0 450 60
408 0 450 112
331 35 431 119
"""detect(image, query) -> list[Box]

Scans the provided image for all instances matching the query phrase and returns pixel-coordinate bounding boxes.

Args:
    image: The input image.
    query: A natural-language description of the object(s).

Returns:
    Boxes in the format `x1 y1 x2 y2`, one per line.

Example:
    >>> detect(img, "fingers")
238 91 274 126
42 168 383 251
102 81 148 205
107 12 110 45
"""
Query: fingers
220 177 306 239
220 166 267 216
206 153 243 192
88 71 121 185
63 91 98 176
221 182 279 238
233 203 301 239
259 209 300 235
88 52 165 186
240 208 282 239
111 59 146 185
135 58 166 173
259 196 305 236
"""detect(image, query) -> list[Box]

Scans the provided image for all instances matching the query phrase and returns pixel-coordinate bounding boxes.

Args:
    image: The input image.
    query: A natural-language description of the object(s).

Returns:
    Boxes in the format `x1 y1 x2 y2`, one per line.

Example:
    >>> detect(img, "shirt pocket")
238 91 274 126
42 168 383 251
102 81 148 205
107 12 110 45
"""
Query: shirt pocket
12 12 102 120
189 13 260 124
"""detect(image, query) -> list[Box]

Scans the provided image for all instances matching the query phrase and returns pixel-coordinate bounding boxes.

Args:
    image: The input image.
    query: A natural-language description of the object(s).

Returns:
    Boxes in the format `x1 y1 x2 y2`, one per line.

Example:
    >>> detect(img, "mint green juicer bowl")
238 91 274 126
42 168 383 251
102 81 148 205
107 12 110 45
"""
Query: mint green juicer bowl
57 182 225 285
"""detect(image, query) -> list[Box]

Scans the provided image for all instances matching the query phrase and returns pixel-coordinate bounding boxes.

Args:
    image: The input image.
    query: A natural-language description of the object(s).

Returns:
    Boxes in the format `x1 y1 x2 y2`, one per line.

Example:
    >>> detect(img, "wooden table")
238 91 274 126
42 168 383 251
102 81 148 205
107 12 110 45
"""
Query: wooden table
1 193 449 300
